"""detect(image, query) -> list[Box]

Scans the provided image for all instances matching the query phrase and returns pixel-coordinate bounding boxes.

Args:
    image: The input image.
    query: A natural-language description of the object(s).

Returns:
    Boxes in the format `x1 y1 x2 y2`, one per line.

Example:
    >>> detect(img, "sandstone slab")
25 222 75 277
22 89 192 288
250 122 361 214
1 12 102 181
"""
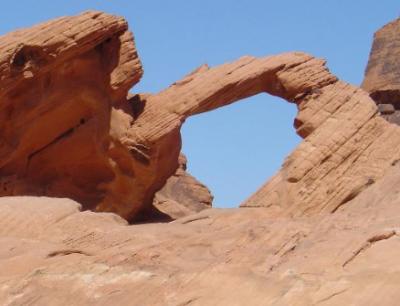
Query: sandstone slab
2 166 400 305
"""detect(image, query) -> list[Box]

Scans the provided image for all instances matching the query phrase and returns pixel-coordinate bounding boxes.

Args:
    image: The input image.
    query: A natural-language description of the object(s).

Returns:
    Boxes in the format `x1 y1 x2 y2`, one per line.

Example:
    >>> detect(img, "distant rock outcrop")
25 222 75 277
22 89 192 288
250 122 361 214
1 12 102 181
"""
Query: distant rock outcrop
362 18 400 124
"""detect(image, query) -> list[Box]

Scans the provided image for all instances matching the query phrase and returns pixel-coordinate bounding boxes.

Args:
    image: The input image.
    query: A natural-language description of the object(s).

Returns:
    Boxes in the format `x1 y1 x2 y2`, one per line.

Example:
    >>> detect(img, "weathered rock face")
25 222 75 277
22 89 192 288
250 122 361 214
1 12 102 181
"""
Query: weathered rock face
362 18 400 124
0 11 148 219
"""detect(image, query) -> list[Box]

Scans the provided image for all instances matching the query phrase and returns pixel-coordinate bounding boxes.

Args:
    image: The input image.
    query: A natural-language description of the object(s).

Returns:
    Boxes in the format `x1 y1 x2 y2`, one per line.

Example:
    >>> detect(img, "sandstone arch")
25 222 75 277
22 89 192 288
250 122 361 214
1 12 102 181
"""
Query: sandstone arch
1 11 400 221
129 51 400 219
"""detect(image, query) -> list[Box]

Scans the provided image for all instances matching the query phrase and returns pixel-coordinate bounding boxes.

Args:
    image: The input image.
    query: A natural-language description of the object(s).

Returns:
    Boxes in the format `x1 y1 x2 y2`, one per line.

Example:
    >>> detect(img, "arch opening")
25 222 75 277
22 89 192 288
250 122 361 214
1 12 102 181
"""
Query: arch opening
181 93 301 208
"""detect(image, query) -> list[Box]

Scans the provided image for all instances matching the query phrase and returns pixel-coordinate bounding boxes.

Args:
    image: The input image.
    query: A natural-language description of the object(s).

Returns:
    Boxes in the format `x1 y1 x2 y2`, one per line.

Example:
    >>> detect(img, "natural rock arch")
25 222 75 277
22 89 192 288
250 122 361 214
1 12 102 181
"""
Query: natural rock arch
1 11 400 221
129 52 400 220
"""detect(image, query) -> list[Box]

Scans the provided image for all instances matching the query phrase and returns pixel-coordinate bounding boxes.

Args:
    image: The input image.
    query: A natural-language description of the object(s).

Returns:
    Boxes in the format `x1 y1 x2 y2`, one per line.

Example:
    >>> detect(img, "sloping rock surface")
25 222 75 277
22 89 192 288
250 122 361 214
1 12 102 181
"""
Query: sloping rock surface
2 165 400 306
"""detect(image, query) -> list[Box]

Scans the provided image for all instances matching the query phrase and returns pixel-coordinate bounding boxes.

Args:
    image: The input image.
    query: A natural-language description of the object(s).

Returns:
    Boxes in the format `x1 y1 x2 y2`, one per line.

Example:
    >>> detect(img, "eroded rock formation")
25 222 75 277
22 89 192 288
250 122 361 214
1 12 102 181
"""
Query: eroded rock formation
1 11 400 224
0 11 209 221
0 11 146 219
362 18 400 124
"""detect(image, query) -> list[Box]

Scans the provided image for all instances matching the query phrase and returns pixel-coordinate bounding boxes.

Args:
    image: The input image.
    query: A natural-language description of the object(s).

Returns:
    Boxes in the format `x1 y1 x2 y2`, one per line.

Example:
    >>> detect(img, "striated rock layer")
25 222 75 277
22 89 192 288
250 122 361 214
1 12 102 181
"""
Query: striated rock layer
362 18 400 124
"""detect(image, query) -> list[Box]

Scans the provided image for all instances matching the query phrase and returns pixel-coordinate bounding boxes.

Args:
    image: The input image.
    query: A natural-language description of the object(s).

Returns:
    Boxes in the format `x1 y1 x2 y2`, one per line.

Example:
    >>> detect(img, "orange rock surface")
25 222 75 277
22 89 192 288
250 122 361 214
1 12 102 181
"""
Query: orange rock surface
2 164 400 305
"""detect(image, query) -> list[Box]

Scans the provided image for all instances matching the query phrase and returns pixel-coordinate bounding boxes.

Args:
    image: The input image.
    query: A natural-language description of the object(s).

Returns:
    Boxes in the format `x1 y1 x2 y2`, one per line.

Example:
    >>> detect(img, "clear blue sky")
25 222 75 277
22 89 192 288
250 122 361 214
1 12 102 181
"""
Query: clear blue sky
0 1 398 207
